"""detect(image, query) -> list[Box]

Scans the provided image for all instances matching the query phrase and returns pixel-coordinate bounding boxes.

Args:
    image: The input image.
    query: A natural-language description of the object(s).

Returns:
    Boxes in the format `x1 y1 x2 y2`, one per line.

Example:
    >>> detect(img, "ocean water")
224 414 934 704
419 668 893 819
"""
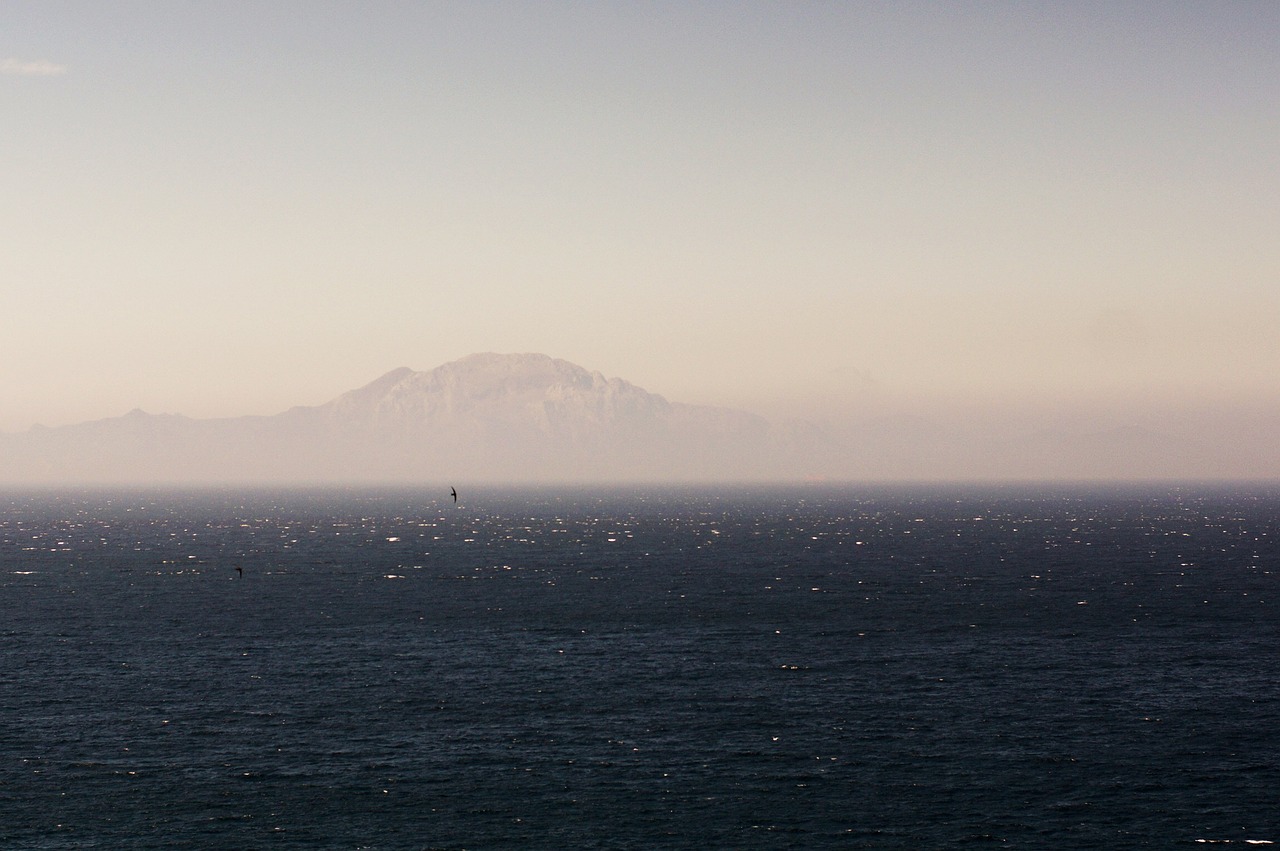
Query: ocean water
1 484 1277 849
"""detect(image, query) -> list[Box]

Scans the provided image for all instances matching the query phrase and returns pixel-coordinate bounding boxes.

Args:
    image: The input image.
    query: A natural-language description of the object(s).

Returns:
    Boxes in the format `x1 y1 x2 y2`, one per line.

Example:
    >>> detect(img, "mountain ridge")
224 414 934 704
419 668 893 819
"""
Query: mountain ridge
0 353 808 483
3 352 1268 483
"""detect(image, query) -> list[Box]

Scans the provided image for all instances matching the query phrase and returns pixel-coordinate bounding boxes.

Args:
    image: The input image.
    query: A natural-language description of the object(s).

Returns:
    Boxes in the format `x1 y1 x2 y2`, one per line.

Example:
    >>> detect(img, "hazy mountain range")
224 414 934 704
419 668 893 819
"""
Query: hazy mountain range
0 352 1273 484
0 353 824 484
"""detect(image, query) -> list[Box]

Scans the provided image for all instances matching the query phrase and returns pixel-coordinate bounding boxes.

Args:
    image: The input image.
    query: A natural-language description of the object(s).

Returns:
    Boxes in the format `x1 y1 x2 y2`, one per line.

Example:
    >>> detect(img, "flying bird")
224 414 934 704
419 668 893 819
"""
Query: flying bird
450 486 457 504
235 566 243 578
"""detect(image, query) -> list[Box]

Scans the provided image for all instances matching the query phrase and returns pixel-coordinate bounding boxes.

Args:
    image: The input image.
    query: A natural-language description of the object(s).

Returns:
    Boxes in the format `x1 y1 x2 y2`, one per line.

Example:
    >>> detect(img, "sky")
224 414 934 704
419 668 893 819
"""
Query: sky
3 1 1279 441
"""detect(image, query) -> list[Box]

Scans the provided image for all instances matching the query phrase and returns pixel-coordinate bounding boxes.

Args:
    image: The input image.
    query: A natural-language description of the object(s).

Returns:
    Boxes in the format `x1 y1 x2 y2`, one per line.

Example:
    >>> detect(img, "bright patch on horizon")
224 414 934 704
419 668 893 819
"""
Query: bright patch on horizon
2 58 68 76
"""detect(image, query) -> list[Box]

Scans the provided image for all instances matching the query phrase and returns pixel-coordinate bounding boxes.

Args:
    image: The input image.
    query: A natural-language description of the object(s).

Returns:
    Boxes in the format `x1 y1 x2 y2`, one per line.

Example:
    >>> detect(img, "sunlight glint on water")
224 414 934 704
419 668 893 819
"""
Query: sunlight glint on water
1 485 1277 849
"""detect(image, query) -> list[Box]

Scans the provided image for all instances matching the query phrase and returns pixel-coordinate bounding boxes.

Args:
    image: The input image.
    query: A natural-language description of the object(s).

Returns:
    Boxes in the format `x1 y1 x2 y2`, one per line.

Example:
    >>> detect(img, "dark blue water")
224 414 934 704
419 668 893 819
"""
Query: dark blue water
1 485 1277 849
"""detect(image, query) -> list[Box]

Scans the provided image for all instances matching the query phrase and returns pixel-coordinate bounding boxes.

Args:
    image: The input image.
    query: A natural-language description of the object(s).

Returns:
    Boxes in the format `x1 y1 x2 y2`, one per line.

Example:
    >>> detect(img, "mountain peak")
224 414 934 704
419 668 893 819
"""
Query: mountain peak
310 352 667 430
431 352 597 387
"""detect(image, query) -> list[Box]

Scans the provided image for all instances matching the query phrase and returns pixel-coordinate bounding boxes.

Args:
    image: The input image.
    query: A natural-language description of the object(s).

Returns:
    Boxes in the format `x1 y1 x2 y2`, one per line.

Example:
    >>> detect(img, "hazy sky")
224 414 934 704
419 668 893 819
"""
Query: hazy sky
3 1 1278 433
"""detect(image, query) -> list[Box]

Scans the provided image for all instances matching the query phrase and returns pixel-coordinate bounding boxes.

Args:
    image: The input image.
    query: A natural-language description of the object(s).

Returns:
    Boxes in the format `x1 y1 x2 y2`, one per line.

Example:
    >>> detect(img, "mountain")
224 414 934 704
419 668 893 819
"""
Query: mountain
0 353 823 484
4 353 1266 484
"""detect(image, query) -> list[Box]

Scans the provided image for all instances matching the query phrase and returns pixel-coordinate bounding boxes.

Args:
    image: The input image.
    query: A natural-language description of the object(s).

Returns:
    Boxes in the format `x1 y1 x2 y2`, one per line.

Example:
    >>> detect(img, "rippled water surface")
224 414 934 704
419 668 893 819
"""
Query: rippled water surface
2 485 1277 848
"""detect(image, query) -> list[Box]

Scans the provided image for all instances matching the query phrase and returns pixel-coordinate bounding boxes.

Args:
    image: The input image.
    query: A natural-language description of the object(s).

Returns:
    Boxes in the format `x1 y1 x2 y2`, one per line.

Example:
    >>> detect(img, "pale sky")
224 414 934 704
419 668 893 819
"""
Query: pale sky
3 1 1278 434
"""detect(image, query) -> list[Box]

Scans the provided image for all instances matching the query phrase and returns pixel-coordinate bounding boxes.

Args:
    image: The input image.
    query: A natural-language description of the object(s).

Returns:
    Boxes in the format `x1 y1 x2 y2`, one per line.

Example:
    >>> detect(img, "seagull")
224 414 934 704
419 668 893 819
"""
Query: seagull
450 486 457 504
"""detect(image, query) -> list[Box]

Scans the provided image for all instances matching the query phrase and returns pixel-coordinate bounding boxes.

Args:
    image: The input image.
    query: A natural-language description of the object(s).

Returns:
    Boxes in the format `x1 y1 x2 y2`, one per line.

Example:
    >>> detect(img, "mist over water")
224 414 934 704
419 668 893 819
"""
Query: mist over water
2 484 1277 848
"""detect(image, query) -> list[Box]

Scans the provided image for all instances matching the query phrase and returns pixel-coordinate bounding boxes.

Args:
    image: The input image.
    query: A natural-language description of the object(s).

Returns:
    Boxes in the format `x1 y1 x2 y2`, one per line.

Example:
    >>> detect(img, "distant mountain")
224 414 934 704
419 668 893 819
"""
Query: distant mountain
0 353 826 484
3 353 1268 484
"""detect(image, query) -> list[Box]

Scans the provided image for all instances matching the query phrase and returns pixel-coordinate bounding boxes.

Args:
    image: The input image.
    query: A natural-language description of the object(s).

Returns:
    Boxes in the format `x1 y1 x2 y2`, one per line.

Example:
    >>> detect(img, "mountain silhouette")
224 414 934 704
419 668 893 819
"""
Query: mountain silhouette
0 353 820 484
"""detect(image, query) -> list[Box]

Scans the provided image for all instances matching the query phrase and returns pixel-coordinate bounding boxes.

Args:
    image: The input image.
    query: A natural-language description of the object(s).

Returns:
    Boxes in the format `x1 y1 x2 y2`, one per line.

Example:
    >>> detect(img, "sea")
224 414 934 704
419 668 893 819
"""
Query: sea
1 484 1277 849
